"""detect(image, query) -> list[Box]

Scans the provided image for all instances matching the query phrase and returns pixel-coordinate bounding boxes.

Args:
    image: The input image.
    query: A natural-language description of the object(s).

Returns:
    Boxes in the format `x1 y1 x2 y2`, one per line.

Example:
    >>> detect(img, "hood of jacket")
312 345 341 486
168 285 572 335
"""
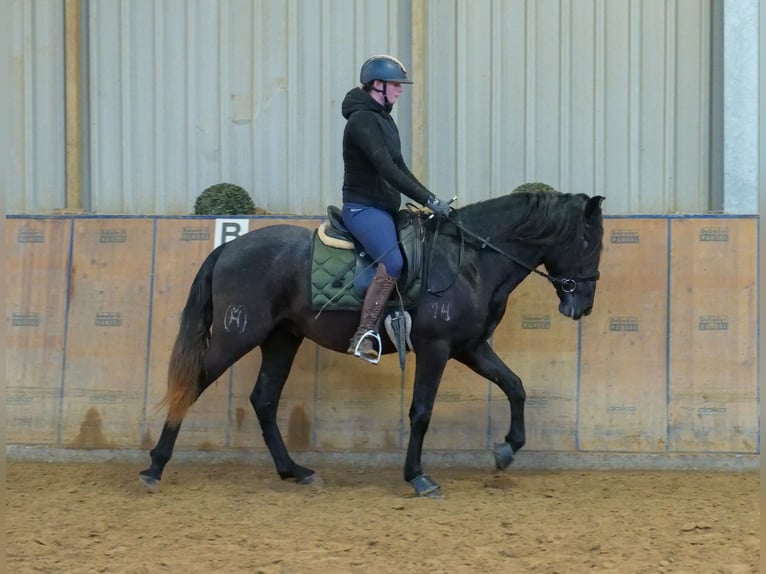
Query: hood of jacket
341 87 392 119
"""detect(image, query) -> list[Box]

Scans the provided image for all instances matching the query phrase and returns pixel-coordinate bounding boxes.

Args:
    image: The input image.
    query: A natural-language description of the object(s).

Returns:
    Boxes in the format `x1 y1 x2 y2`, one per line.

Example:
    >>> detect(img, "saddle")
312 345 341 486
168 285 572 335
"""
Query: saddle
310 206 428 311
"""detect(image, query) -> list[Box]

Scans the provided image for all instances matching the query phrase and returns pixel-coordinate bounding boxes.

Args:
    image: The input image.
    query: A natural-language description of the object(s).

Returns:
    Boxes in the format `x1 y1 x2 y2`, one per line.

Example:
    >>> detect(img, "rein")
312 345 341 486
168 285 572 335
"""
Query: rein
435 214 599 294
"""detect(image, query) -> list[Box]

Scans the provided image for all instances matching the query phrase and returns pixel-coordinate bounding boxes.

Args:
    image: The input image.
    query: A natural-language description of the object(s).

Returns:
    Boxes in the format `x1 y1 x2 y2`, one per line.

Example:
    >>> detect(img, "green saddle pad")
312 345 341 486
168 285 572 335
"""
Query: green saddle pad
310 229 425 312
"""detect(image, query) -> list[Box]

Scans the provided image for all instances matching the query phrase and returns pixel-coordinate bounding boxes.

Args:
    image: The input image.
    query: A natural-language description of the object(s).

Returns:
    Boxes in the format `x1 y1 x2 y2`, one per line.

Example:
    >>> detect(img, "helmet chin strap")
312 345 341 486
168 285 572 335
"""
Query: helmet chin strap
371 80 392 108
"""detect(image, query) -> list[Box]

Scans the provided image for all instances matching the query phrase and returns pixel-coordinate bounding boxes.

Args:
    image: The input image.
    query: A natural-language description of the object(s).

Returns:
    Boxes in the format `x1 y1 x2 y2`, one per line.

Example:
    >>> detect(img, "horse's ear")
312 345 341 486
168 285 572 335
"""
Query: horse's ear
584 195 605 223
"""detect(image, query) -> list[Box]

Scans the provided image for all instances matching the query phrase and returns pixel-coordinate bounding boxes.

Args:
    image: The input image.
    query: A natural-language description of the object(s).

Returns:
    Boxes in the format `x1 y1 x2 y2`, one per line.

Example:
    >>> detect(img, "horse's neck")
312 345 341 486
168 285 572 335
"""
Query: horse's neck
468 239 543 295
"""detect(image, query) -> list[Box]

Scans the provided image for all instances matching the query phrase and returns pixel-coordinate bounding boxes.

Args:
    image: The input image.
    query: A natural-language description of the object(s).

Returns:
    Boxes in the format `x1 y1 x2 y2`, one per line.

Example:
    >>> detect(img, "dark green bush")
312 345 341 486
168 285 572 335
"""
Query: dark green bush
194 183 256 215
512 182 558 194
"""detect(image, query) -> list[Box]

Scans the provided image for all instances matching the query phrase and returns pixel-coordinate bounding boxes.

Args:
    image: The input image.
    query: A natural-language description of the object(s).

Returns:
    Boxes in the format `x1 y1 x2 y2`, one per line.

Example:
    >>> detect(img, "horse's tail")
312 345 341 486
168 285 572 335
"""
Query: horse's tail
161 243 227 427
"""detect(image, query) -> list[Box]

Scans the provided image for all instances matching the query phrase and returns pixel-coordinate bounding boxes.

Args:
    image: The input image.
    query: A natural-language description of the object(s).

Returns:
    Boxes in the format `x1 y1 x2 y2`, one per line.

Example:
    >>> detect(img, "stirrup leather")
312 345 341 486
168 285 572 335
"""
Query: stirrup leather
351 330 382 364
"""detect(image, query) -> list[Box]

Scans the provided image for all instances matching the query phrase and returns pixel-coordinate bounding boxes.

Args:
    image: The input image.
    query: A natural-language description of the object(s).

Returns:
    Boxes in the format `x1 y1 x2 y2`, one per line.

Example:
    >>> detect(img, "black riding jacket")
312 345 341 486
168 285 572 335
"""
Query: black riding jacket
341 87 433 215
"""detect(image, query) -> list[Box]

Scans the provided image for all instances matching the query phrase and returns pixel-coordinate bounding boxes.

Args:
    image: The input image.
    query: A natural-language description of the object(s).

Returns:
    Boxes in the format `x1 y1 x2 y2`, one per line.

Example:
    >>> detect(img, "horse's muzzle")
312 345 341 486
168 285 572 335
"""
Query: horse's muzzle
560 302 593 320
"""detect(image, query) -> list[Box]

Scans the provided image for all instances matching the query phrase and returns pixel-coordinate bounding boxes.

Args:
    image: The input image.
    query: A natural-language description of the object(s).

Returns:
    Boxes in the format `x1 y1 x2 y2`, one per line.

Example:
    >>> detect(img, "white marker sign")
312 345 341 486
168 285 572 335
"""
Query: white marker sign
214 219 250 247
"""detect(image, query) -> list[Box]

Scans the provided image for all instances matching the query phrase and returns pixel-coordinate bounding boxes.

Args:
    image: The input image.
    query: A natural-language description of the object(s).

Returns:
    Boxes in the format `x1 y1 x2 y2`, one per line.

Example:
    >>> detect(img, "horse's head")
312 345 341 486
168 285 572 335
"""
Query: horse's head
542 194 605 320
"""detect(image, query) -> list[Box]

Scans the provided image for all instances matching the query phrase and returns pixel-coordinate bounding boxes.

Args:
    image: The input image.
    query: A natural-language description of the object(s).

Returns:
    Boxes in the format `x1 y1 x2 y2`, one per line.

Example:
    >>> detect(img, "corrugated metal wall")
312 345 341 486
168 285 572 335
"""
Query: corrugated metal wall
7 0 713 215
87 0 413 215
422 0 711 213
8 0 66 213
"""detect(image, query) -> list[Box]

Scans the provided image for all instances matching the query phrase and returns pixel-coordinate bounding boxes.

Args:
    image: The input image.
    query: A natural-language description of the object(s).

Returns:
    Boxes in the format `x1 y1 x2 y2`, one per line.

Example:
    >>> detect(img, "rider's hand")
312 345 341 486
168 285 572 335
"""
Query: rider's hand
426 196 451 219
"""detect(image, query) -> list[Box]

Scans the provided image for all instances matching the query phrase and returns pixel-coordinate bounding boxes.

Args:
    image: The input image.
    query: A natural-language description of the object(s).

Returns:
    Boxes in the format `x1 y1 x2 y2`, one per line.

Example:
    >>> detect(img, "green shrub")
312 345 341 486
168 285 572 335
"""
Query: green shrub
194 183 256 215
512 182 558 194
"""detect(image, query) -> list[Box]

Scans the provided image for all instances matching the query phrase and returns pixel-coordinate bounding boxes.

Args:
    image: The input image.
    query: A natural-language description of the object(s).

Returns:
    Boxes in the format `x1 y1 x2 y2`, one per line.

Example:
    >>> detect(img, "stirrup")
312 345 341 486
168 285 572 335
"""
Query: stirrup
351 330 382 365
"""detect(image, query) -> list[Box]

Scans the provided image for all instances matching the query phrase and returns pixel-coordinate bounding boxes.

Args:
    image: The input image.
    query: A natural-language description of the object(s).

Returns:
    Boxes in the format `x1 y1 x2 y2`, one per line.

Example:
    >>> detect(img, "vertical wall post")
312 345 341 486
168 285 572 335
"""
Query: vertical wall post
411 0 426 181
64 0 84 211
758 0 765 455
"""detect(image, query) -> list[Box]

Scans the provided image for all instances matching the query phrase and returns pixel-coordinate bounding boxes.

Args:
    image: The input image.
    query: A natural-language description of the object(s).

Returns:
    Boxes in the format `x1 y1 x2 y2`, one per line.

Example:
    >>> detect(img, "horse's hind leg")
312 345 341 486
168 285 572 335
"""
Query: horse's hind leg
139 422 183 492
250 328 315 484
139 358 231 491
455 341 526 470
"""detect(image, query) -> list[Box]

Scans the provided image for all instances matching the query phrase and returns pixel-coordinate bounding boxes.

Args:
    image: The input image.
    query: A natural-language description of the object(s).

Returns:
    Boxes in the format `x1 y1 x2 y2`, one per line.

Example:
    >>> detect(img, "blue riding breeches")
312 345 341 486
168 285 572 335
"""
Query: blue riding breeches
341 203 404 279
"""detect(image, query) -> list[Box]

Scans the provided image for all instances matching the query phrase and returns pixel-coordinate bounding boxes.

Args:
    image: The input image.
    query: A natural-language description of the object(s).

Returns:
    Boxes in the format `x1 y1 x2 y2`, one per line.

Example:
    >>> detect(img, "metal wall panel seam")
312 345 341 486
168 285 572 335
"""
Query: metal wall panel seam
219 0 230 185
353 0 364 65
185 3 198 210
251 1 263 213
525 0 536 179
387 0 398 56
120 0 131 212
457 0 468 200
287 0 299 213
319 1 331 212
664 0 677 212
153 1 165 213
87 0 99 213
560 0 572 193
629 0 641 211
593 0 605 202
489 0 502 199
22 1 34 210
690 2 716 211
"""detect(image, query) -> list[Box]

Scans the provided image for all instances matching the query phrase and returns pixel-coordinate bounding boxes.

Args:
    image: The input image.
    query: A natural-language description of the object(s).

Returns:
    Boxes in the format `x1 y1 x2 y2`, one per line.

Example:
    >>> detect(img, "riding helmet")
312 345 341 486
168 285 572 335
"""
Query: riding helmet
359 55 413 85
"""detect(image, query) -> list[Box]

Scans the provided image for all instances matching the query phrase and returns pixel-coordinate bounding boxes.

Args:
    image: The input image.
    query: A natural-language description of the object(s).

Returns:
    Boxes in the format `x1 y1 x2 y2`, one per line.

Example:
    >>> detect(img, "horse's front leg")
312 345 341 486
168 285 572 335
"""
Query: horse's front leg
250 329 315 484
454 340 526 470
404 342 450 498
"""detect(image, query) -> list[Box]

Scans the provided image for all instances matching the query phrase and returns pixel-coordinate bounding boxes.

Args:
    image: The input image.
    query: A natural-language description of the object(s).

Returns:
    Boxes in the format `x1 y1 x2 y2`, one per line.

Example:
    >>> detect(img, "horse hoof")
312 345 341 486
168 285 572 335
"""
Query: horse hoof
296 473 320 486
409 474 443 498
493 442 515 470
138 472 160 493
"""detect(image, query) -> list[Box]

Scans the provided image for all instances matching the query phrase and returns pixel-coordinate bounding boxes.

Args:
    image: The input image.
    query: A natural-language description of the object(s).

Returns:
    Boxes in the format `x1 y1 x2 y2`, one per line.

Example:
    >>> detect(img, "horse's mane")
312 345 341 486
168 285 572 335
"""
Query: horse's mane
453 189 592 248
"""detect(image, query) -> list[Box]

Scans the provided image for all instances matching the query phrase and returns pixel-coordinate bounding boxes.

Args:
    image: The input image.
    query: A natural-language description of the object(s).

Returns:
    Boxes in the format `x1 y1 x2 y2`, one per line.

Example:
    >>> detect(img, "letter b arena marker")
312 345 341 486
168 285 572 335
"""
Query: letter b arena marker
214 219 250 247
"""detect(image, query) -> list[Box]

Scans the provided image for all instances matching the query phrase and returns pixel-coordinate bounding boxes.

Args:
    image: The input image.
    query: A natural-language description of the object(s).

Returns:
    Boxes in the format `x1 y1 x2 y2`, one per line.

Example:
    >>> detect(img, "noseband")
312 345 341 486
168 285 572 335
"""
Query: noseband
550 273 600 294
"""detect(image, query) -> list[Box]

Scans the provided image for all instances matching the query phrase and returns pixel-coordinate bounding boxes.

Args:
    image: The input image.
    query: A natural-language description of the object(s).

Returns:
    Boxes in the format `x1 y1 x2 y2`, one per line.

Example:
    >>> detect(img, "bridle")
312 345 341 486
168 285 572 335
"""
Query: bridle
432 214 600 294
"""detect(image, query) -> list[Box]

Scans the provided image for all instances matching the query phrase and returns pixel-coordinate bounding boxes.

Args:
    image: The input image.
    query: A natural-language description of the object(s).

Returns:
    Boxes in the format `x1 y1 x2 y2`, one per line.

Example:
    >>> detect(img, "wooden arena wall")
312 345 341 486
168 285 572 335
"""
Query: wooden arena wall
6 216 760 459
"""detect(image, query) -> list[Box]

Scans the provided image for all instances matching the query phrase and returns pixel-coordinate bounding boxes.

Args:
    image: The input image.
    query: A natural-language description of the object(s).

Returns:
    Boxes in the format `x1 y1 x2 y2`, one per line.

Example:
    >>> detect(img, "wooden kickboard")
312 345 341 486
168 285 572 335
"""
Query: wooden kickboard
668 218 758 452
60 220 153 448
579 219 669 452
6 219 72 444
491 275 580 451
7 215 759 460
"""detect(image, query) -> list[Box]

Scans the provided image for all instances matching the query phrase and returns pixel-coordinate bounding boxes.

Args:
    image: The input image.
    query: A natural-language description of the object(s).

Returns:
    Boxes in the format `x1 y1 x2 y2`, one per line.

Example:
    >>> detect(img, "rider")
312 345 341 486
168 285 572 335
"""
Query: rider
341 54 451 362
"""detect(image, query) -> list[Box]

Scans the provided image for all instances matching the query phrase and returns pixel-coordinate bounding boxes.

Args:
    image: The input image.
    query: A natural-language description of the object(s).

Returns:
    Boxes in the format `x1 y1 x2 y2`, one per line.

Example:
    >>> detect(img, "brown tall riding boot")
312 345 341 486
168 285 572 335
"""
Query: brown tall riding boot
347 263 397 362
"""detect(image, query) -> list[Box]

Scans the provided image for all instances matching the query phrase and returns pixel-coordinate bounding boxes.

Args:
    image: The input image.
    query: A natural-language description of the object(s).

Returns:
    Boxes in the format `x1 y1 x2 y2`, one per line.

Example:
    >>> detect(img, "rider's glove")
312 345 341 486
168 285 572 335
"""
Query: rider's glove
426 196 451 219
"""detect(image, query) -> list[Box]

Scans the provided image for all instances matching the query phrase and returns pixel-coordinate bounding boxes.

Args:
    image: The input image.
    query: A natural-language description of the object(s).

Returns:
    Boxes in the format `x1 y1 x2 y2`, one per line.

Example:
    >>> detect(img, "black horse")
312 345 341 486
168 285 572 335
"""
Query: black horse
140 189 604 497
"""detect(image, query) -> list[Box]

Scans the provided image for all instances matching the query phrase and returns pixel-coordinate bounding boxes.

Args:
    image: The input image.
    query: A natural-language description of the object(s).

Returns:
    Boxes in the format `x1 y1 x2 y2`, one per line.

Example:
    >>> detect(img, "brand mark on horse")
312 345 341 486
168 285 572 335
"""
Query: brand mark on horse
224 305 248 333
